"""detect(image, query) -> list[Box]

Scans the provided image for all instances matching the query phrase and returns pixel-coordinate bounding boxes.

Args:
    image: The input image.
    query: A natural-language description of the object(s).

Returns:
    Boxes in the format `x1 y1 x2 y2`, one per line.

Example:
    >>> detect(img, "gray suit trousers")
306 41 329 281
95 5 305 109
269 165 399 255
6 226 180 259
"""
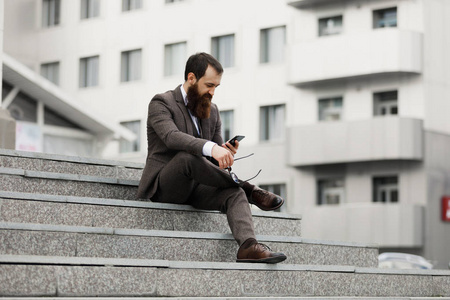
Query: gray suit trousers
152 152 256 246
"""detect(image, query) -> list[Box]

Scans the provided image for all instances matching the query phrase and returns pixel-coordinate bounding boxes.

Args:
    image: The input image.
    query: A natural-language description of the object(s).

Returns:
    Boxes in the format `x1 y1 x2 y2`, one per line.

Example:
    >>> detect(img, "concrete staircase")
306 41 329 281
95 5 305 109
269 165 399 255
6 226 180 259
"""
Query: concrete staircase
0 148 449 299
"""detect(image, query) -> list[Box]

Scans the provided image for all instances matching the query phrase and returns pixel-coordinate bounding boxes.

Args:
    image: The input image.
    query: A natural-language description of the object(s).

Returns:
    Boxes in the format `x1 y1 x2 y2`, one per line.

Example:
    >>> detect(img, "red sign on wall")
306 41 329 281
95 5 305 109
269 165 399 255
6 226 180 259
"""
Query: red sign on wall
442 196 450 222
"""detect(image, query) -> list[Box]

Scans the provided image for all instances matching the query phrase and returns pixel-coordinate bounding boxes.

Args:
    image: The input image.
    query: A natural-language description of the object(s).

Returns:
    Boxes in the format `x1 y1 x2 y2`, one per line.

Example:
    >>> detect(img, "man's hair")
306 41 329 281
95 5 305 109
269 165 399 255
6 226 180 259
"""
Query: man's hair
184 52 223 81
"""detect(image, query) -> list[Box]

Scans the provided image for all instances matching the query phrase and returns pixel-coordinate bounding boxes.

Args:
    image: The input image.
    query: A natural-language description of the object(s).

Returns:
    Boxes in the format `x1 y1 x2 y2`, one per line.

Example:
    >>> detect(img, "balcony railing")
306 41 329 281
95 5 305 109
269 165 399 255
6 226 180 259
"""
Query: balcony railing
287 117 423 166
288 29 423 86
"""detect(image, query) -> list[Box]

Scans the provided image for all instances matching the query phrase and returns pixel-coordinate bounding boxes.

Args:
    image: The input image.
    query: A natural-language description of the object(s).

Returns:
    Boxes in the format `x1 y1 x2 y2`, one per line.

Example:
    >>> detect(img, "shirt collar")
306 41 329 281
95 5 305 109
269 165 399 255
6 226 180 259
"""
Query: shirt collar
181 84 188 106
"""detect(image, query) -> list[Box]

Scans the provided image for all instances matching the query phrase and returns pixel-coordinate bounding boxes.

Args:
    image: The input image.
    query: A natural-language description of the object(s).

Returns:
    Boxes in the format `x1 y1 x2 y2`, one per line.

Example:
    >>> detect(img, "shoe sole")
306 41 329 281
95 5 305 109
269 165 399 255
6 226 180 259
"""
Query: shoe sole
250 198 285 211
236 255 287 264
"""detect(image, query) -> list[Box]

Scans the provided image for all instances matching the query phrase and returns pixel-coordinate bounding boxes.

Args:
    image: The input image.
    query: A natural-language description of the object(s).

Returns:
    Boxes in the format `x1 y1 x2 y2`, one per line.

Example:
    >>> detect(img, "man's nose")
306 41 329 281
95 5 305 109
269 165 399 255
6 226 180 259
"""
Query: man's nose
209 87 215 96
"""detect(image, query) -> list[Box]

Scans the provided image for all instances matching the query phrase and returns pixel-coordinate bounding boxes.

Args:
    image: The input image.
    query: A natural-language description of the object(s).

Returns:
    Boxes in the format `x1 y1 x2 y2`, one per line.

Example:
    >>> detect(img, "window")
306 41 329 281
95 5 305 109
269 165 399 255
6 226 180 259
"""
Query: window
42 0 60 27
317 179 344 205
164 42 187 77
220 110 234 142
40 62 60 85
373 176 398 203
211 34 235 68
120 120 141 153
373 7 397 28
260 26 286 64
318 97 343 121
319 15 343 36
121 49 142 82
260 104 285 142
81 0 100 19
165 0 184 3
122 0 142 11
260 184 287 212
374 91 398 116
79 56 99 88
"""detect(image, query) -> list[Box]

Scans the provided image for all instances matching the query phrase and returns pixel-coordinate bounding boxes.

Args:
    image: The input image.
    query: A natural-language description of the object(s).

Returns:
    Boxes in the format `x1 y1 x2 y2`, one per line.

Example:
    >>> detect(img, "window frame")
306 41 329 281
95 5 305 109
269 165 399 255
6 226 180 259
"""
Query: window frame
260 25 286 64
373 7 397 29
211 34 235 68
42 0 61 27
318 96 343 121
79 55 100 88
121 49 142 82
259 104 286 142
318 15 343 37
317 178 345 205
373 176 399 203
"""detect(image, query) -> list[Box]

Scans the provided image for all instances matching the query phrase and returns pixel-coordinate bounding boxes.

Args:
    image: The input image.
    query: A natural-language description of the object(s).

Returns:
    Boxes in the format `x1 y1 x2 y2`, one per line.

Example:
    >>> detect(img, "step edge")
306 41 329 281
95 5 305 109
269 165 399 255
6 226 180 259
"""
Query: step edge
0 190 302 220
3 254 450 276
0 221 378 249
0 149 144 169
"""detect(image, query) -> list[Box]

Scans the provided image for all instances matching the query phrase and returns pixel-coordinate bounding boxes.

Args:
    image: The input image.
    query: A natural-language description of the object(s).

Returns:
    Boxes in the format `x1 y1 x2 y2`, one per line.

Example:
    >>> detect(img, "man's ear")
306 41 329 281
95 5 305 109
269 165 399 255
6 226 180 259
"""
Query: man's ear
187 72 197 84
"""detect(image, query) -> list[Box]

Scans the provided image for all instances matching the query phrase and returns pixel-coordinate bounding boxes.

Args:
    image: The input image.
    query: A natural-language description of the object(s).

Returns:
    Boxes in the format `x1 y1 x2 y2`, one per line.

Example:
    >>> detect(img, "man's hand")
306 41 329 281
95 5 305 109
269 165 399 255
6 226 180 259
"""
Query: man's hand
224 140 239 155
212 144 235 169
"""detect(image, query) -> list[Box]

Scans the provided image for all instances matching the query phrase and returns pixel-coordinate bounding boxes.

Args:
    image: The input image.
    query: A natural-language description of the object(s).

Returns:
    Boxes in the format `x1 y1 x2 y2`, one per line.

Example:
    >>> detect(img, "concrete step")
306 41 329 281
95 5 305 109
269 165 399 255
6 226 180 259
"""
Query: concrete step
0 167 138 200
0 191 301 237
1 255 449 297
3 298 450 300
0 222 378 267
0 149 143 181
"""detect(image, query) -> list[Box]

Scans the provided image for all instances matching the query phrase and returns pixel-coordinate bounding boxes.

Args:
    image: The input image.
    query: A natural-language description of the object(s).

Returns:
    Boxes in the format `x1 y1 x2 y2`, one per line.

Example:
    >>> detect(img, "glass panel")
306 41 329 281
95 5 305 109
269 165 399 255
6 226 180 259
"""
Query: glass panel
121 49 142 82
374 7 397 28
374 91 398 116
260 26 286 63
220 110 234 141
373 176 399 203
41 62 60 85
260 104 285 141
318 179 344 205
212 34 235 68
318 97 343 121
122 0 142 11
43 0 60 27
120 120 141 153
80 56 99 87
164 42 187 76
319 15 343 36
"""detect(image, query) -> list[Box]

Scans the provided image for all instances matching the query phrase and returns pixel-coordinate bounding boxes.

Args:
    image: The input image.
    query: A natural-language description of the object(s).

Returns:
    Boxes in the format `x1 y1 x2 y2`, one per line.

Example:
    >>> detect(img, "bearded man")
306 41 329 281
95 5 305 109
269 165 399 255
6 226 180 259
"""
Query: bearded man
137 52 286 263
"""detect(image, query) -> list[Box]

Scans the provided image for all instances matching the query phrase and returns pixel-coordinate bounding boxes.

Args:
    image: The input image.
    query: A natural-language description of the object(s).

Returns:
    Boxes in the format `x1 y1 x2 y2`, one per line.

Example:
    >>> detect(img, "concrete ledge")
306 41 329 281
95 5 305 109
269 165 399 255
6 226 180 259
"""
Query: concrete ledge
0 168 140 186
0 221 362 247
0 190 302 220
0 148 144 169
1 255 449 297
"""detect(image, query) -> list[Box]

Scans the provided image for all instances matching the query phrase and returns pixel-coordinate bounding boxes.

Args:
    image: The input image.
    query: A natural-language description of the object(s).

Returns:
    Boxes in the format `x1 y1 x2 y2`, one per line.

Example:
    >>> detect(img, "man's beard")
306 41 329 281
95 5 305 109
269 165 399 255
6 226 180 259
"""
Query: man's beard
186 82 212 119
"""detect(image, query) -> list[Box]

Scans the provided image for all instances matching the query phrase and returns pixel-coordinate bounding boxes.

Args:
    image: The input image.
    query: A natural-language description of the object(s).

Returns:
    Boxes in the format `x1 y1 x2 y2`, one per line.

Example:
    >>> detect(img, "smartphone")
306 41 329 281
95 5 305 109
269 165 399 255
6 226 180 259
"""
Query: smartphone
228 135 245 146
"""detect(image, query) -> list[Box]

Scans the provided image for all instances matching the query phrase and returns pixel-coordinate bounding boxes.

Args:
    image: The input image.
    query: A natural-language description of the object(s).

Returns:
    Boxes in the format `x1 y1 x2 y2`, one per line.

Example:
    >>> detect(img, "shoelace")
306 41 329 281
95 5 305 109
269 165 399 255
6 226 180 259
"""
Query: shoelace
255 242 272 252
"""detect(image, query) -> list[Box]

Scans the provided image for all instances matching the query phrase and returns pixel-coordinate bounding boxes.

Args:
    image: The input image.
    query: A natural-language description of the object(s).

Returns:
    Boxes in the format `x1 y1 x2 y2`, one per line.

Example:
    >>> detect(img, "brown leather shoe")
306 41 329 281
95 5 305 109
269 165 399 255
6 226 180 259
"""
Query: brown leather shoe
236 238 287 264
249 186 284 211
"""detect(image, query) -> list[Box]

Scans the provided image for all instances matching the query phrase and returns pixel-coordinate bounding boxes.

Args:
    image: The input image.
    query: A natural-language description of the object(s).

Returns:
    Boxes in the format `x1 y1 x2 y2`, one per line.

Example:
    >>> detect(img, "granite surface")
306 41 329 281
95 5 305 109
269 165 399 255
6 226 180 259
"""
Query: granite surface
0 198 301 237
0 155 143 180
0 175 137 200
0 227 377 266
1 263 450 297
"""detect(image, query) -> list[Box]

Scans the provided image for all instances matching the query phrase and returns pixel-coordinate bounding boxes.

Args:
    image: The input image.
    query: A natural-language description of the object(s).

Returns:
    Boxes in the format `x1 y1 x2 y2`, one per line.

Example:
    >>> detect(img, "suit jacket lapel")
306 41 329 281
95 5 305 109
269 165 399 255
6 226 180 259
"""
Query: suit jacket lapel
174 85 195 136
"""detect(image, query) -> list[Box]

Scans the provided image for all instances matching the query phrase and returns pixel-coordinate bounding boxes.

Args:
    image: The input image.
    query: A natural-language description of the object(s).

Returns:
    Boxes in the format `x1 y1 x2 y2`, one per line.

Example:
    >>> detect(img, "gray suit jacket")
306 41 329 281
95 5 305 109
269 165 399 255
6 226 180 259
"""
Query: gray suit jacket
137 85 223 200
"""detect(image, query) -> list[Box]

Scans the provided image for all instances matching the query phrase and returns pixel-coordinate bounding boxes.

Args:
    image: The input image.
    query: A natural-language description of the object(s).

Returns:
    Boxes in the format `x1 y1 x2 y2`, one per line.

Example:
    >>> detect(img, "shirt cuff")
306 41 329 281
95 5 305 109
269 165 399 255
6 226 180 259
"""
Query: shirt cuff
202 141 217 157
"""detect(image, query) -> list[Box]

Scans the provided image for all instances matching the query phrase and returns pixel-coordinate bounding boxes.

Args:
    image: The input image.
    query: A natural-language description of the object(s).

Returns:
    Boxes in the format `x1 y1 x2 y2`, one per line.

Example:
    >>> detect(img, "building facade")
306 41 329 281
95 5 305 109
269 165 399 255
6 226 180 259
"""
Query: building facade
3 0 450 268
